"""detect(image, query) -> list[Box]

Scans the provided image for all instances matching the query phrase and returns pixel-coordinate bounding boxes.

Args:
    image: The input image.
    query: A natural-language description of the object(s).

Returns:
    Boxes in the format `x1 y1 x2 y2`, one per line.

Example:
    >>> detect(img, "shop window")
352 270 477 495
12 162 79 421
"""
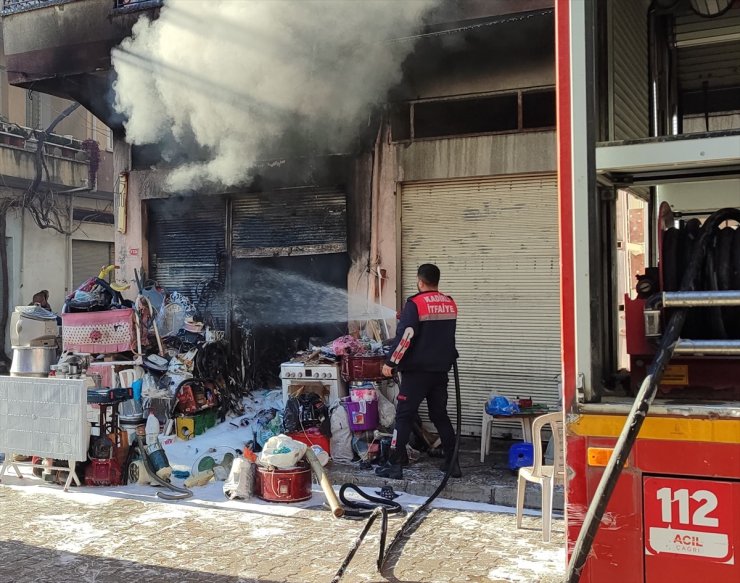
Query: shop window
413 94 518 139
131 144 163 170
389 103 411 141
73 208 115 225
522 89 556 129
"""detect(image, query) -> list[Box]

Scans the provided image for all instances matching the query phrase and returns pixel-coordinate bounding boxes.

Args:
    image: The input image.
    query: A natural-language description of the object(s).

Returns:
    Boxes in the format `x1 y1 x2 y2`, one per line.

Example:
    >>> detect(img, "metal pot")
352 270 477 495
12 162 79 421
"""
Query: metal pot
256 463 313 503
10 346 58 377
119 398 144 423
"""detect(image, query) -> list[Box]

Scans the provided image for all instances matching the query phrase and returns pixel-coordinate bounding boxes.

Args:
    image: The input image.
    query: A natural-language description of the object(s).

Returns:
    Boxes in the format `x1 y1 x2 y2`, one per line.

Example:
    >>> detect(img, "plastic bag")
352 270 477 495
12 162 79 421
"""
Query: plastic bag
329 404 354 463
376 390 396 429
64 277 124 313
282 393 330 435
311 445 330 466
259 434 307 469
485 395 520 416
223 457 255 500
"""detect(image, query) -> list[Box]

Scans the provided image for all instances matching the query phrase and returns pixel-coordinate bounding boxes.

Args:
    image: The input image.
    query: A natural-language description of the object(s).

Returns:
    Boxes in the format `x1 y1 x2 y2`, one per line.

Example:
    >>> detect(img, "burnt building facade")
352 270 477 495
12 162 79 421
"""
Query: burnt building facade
3 0 559 433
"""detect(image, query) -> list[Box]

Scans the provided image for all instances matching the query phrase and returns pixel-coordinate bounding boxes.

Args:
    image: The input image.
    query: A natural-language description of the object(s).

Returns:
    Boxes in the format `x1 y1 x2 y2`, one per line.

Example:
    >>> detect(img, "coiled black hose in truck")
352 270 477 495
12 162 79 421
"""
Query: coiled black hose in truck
566 208 740 582
330 360 462 583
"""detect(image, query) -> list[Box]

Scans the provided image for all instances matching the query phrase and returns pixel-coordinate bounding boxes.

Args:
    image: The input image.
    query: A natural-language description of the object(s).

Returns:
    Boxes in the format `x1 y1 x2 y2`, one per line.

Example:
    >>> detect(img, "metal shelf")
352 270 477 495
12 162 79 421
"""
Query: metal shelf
595 132 740 186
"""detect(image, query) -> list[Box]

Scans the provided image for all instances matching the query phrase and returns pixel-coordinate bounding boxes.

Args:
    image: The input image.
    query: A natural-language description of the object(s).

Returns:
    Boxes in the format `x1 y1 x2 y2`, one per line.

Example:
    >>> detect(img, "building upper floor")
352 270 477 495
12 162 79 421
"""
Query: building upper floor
1 25 114 193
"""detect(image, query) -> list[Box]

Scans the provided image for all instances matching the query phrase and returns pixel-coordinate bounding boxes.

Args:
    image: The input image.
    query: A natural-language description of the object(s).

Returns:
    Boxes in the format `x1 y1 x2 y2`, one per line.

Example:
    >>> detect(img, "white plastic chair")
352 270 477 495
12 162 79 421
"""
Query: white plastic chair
515 411 564 542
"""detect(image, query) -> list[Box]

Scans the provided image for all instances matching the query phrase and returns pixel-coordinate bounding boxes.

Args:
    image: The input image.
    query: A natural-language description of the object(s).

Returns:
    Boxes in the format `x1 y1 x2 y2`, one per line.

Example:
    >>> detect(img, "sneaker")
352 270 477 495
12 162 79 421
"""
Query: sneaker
439 459 462 478
375 462 403 480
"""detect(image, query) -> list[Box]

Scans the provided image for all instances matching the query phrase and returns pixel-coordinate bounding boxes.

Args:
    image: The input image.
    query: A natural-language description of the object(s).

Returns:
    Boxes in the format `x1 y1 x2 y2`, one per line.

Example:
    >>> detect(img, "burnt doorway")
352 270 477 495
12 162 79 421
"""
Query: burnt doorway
229 189 349 388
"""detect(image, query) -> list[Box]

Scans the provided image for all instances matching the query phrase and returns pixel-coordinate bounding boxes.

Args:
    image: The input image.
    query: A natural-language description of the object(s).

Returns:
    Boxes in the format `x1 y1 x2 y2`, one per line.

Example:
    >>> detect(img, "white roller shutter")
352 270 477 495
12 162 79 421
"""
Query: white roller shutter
72 240 113 289
609 0 650 140
401 174 560 435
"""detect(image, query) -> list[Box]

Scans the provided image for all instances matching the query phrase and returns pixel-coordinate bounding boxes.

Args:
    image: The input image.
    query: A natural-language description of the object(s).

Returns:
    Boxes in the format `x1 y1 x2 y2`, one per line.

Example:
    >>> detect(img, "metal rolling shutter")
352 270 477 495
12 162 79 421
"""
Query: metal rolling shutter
675 6 740 91
147 196 227 328
609 0 650 140
72 240 114 288
231 189 346 258
401 174 560 435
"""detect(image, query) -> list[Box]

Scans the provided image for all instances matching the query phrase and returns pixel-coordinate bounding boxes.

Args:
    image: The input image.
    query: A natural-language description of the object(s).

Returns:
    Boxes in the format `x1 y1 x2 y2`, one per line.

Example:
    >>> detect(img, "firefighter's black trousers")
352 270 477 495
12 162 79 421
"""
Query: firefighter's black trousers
391 371 456 463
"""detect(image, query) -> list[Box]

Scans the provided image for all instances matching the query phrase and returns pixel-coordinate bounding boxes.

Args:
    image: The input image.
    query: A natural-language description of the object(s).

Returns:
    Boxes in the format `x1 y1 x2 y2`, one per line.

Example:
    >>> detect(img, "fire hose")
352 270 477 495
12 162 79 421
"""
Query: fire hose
566 207 740 582
327 360 462 583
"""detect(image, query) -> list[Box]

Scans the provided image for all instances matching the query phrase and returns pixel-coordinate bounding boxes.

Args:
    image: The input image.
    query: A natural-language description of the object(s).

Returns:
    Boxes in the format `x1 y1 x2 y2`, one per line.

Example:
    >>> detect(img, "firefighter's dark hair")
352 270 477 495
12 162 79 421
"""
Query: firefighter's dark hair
417 264 441 286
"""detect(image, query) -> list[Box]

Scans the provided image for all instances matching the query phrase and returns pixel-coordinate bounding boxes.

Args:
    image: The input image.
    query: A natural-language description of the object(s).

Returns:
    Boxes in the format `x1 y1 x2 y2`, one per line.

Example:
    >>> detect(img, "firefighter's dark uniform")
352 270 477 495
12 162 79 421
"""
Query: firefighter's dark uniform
384 290 458 468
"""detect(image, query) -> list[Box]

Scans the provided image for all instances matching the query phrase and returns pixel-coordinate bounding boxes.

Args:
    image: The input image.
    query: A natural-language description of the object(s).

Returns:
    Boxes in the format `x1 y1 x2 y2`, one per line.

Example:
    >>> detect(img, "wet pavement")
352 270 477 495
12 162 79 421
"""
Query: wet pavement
329 437 564 510
0 469 565 583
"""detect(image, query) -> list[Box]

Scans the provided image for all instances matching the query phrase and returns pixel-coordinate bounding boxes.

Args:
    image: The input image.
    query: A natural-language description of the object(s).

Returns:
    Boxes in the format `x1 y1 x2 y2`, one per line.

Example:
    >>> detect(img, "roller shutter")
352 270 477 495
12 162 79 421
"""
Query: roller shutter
609 0 650 140
231 189 346 258
72 240 114 288
401 174 560 435
147 196 227 328
675 5 740 92
229 187 348 328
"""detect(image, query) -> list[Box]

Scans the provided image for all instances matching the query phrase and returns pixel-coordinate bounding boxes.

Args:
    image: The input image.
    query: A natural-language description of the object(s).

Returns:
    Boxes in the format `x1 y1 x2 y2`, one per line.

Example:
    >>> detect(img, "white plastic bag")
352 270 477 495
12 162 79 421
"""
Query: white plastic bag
259 434 307 469
223 457 255 500
330 404 354 463
376 390 396 429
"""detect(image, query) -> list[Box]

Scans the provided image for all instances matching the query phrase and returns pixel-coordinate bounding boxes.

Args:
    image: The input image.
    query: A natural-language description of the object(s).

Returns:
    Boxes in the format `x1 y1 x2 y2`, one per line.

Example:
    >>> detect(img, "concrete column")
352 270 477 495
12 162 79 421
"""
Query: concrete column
112 134 141 301
374 124 401 335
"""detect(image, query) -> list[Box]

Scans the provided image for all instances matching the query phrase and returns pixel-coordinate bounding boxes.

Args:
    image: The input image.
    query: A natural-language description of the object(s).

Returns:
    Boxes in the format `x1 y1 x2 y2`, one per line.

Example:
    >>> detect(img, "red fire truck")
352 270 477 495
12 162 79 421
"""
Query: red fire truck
556 1 740 582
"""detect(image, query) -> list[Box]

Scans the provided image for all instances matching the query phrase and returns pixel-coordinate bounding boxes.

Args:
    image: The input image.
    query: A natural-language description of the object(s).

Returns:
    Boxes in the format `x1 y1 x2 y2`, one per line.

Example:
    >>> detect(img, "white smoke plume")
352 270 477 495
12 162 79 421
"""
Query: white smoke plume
112 0 438 190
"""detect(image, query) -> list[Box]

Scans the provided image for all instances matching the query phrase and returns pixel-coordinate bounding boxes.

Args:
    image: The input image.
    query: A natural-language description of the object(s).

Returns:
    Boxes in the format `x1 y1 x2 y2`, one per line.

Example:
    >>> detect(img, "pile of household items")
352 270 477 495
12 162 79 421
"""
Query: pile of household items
7 266 435 499
7 266 246 489
279 335 412 472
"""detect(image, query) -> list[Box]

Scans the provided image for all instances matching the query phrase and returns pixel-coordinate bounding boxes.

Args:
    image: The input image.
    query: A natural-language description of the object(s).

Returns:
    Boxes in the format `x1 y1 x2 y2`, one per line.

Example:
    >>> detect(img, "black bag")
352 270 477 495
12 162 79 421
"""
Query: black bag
282 393 331 437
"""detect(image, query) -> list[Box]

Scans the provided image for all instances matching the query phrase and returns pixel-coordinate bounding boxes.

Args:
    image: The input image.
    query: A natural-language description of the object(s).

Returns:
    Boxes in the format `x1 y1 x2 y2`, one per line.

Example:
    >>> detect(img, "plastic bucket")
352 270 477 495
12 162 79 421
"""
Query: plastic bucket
342 397 379 431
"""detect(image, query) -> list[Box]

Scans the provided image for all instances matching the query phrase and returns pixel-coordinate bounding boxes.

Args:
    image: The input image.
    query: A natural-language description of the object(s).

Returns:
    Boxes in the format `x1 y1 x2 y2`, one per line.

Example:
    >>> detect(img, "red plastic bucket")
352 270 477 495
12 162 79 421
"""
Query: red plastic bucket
286 430 331 454
342 397 379 431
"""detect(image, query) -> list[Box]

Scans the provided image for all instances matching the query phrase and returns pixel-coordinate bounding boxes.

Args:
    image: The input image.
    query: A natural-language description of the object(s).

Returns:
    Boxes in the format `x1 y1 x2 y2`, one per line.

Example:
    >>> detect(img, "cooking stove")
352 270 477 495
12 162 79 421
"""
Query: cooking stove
279 361 346 405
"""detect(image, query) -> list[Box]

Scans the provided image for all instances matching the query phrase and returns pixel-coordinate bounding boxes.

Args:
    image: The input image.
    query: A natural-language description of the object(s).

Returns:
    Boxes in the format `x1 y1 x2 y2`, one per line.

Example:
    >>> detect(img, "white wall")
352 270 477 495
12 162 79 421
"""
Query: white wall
3 194 114 317
657 179 740 214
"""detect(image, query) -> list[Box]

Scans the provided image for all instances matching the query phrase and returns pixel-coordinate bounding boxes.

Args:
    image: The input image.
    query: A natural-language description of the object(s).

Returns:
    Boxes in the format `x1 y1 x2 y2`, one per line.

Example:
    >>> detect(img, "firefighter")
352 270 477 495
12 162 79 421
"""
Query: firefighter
375 263 461 480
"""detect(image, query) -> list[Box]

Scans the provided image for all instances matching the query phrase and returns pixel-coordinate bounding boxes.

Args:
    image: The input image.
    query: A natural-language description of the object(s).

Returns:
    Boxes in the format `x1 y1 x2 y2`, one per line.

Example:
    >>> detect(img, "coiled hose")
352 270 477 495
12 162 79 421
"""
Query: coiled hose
566 207 740 582
331 361 462 583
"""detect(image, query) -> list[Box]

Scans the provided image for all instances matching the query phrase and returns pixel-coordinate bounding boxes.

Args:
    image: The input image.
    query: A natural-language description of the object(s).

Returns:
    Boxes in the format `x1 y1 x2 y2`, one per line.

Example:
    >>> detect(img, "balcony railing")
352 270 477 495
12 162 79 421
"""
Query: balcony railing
1 0 68 15
1 0 162 15
0 120 89 162
113 0 162 13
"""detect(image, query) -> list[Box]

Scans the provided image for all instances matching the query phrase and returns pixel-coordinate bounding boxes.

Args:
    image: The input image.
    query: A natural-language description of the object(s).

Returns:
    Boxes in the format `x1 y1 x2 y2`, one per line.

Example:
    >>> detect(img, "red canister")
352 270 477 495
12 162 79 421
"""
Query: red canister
256 463 313 503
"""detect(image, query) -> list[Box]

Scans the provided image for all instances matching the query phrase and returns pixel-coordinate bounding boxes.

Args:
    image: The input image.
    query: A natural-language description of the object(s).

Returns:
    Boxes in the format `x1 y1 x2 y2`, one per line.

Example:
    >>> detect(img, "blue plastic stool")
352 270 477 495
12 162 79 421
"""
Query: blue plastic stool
508 442 534 471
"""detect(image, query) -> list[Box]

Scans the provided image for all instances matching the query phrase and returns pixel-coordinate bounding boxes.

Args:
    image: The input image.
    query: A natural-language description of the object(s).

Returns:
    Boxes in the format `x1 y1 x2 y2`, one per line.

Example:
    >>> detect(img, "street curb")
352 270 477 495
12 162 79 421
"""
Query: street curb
326 466 564 512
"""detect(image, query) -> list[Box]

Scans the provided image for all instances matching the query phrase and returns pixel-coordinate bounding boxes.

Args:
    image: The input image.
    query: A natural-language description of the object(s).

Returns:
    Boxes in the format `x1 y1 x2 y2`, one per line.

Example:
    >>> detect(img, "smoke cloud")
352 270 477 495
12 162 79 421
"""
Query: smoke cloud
112 0 438 190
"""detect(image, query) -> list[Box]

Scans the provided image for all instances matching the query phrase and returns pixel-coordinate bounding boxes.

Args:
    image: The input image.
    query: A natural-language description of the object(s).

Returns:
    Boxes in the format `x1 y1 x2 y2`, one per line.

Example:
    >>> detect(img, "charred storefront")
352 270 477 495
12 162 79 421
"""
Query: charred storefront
140 156 368 387
2 0 562 438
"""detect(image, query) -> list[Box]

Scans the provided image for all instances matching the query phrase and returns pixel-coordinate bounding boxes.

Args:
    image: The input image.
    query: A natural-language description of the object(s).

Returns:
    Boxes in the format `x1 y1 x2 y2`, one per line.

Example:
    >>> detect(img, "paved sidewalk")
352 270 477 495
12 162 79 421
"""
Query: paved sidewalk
328 438 564 510
0 478 564 583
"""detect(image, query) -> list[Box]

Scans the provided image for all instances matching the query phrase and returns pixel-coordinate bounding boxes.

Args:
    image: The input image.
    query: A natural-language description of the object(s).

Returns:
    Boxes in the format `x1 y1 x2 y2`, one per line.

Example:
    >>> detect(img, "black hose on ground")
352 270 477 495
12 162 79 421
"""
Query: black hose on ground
136 440 194 501
338 483 404 518
330 361 463 583
565 208 740 582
